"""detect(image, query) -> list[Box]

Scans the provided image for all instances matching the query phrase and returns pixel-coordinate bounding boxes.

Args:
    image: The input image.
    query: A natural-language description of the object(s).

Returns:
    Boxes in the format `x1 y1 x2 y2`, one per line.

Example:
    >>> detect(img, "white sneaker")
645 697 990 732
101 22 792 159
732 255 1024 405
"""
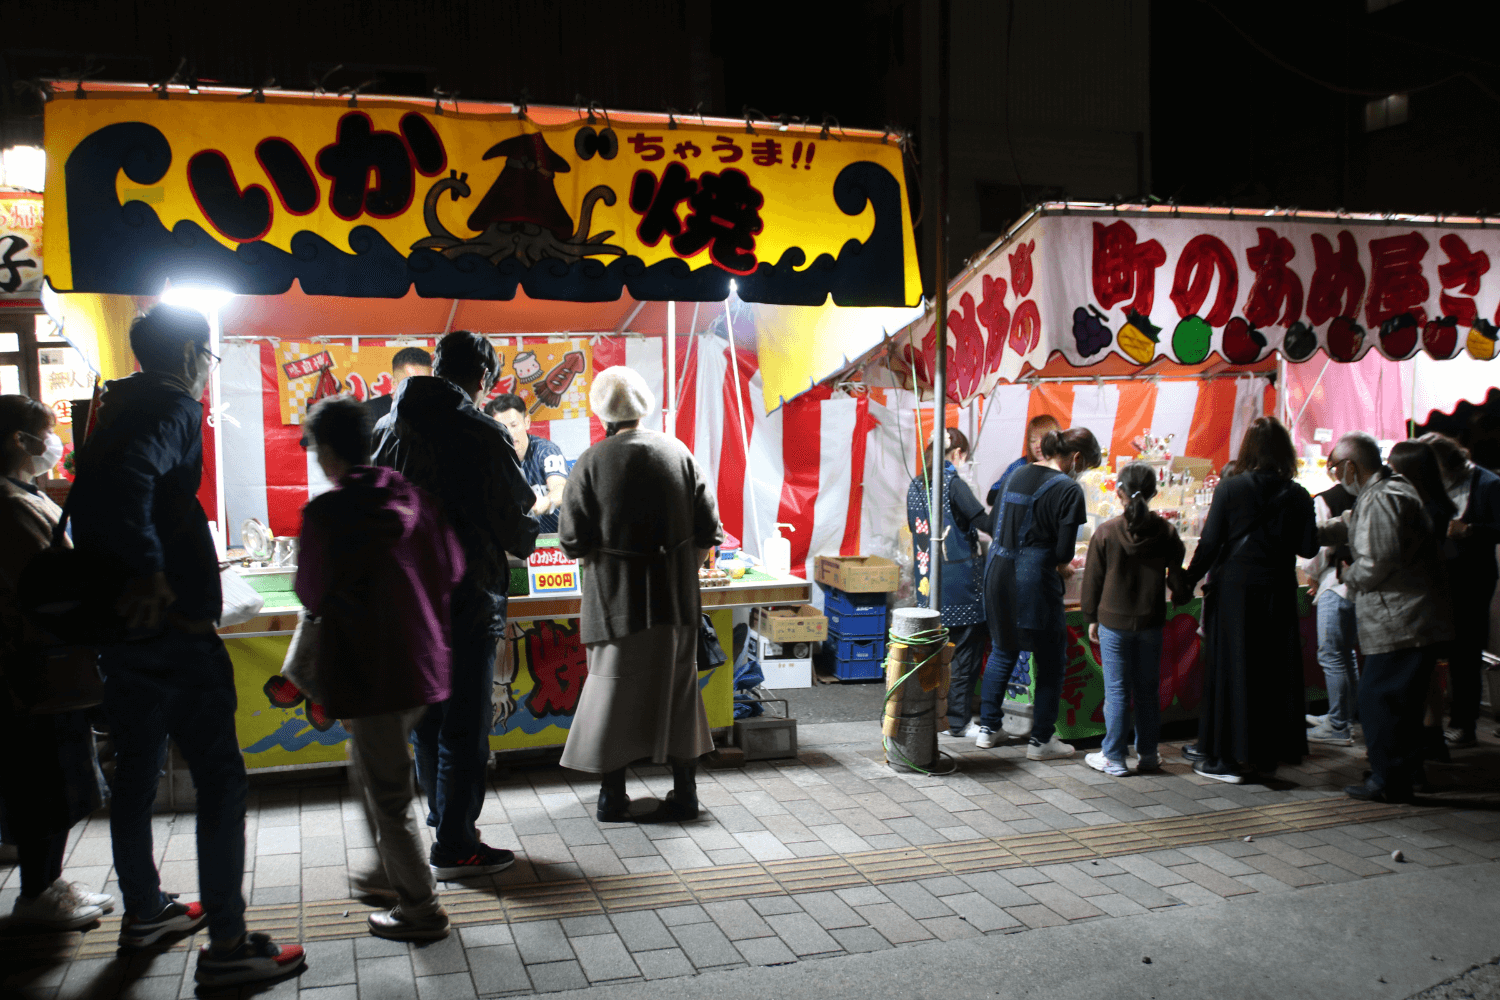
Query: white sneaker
54 879 115 914
1085 752 1129 776
1027 735 1076 760
942 722 981 739
12 881 105 930
975 726 1000 749
1305 713 1328 728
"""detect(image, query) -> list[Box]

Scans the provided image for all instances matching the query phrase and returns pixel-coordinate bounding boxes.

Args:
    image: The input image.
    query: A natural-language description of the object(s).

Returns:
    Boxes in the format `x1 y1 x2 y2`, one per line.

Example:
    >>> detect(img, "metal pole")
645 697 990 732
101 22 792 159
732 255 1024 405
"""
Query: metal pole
666 301 676 436
928 0 951 613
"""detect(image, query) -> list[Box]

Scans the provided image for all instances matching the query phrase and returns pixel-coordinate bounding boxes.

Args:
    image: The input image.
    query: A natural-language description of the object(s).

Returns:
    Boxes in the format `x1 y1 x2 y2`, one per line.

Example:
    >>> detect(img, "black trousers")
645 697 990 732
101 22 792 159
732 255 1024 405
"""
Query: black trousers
1360 645 1440 793
1447 576 1496 732
945 623 988 732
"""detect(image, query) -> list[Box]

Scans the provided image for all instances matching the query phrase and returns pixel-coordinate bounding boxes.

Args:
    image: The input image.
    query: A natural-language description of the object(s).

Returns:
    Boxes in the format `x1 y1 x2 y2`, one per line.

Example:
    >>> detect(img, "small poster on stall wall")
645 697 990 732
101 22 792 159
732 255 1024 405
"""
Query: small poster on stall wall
0 194 43 302
274 338 592 424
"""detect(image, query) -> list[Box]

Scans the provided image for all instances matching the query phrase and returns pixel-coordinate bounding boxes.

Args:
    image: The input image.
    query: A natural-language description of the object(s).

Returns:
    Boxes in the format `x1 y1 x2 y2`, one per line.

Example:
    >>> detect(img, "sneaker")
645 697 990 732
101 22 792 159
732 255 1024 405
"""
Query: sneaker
368 904 450 941
119 895 208 949
1344 781 1413 804
1445 728 1478 749
1307 724 1354 746
11 881 104 930
1135 752 1162 773
1192 761 1244 784
1305 713 1328 728
350 867 398 900
943 722 981 739
1027 735 1076 760
1181 743 1207 763
195 932 306 987
54 879 115 914
430 842 516 881
1085 752 1129 777
975 726 1001 749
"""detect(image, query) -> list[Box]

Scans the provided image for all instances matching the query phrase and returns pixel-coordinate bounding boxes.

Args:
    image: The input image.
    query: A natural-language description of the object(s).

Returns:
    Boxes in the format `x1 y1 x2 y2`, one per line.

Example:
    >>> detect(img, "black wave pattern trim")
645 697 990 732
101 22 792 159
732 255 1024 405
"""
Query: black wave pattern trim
66 123 909 305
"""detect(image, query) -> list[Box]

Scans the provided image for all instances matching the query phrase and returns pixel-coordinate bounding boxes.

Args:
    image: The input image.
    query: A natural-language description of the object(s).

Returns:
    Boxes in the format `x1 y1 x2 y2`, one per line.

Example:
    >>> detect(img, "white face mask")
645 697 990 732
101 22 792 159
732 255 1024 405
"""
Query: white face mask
22 431 63 476
1340 465 1364 498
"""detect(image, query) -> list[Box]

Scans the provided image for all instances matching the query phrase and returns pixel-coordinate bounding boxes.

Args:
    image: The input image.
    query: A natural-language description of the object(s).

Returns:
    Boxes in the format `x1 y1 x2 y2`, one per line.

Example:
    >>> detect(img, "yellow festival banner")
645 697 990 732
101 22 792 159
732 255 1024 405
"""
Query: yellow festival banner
0 193 43 301
43 94 919 307
274 338 592 424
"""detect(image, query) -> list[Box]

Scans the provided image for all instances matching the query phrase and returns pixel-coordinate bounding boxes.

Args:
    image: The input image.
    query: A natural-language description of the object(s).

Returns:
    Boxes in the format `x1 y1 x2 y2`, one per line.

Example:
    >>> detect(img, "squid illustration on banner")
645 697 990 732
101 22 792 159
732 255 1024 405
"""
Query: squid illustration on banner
273 338 592 424
43 94 920 307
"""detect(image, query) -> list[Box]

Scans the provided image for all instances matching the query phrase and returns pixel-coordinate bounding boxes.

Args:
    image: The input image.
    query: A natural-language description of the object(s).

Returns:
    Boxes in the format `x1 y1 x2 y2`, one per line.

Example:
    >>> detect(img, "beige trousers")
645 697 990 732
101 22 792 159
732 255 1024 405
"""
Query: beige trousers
346 707 440 914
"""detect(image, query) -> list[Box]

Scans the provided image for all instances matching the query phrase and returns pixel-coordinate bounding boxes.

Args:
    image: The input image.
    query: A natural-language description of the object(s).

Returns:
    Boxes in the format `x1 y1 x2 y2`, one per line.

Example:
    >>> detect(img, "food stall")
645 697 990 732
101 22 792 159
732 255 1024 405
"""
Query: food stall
40 83 922 768
863 202 1500 739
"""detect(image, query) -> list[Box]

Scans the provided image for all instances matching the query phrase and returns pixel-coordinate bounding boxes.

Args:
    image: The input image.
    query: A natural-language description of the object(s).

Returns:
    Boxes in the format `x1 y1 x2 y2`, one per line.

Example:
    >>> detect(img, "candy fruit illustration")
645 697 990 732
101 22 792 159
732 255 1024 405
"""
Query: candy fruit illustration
1379 312 1419 359
1281 321 1317 362
1422 315 1459 359
1118 309 1160 363
1467 319 1499 360
1221 317 1266 364
1171 315 1211 364
1072 305 1111 357
1327 316 1365 361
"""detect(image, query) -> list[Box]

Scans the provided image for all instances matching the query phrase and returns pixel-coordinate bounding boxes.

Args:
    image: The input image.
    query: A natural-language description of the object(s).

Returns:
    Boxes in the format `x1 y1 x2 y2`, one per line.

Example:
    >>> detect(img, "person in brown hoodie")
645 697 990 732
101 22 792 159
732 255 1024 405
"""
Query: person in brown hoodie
1080 462 1185 776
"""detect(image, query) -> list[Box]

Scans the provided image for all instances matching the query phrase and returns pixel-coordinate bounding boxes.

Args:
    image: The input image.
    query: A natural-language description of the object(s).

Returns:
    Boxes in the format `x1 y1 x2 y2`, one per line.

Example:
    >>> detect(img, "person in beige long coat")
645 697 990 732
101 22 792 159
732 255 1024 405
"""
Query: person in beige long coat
557 367 722 822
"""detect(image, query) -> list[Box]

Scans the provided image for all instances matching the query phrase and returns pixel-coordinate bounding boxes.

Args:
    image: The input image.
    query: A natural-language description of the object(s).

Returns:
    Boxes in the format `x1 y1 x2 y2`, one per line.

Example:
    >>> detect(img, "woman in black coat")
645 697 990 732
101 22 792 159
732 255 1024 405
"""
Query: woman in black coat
1174 417 1317 783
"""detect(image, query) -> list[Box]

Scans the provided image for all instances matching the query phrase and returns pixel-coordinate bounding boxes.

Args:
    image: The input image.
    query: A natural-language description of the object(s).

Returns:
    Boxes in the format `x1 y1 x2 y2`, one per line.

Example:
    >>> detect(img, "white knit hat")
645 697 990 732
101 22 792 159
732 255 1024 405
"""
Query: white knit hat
590 365 656 423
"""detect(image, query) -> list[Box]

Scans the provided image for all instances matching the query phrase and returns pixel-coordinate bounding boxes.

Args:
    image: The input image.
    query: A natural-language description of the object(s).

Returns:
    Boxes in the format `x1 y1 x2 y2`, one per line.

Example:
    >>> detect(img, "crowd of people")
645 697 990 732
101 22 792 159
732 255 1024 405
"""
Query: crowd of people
0 307 720 988
2 301 1496 986
910 411 1498 801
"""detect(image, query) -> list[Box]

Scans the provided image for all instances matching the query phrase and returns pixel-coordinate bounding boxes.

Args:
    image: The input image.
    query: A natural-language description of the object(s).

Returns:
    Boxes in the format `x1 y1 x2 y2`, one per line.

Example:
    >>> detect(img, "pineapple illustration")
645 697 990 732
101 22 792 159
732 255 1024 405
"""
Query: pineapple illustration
1467 319 1498 360
1118 309 1161 364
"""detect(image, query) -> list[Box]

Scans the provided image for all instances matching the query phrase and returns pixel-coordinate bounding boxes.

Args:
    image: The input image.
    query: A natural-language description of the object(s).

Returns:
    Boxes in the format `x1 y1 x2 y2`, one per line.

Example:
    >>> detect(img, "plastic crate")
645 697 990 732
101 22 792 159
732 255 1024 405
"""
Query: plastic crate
831 657 884 681
824 635 885 662
826 610 887 638
823 587 888 614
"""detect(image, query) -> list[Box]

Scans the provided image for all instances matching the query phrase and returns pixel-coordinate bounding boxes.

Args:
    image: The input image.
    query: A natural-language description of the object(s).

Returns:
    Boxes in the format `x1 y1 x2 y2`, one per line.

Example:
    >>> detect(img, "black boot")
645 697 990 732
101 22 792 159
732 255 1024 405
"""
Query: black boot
596 768 630 822
639 759 700 823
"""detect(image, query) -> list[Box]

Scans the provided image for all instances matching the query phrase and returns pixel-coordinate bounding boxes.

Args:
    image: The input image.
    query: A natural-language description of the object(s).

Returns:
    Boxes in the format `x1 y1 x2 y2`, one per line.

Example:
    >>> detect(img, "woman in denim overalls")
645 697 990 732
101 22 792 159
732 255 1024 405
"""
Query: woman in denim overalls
975 428 1101 758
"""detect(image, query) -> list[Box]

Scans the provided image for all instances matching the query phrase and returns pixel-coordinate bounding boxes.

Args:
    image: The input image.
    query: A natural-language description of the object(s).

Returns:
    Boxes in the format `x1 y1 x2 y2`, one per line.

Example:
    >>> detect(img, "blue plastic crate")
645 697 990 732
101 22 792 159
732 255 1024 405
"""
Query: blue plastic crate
832 657 884 681
824 636 885 662
826 610 887 638
823 587 888 615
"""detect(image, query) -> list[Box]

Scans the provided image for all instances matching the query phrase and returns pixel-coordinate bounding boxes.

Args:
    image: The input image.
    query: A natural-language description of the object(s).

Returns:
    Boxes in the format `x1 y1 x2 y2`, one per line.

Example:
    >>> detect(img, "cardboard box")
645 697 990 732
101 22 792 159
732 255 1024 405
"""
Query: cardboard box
750 605 828 643
815 555 900 593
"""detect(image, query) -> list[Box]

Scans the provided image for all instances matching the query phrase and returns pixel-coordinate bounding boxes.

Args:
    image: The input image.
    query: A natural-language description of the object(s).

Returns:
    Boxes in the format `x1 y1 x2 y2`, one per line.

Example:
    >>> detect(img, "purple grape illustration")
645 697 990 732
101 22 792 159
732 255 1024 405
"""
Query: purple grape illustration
1073 305 1112 357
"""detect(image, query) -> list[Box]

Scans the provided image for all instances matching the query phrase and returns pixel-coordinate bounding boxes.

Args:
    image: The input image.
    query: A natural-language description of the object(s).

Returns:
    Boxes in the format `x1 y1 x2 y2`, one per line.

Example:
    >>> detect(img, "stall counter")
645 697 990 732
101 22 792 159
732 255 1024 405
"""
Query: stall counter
1002 588 1323 741
218 568 812 771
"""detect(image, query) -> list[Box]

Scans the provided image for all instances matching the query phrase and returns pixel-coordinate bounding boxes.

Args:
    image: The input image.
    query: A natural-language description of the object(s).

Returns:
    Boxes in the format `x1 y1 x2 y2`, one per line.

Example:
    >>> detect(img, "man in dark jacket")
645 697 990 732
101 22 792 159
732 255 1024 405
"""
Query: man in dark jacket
365 346 431 428
374 330 539 879
69 305 305 987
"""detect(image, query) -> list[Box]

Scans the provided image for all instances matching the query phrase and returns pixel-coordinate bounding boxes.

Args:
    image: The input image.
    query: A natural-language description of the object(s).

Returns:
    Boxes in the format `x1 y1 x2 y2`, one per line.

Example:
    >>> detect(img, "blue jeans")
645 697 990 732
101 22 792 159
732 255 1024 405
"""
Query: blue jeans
101 631 248 943
1315 590 1358 732
979 627 1064 742
414 587 499 856
1098 625 1163 764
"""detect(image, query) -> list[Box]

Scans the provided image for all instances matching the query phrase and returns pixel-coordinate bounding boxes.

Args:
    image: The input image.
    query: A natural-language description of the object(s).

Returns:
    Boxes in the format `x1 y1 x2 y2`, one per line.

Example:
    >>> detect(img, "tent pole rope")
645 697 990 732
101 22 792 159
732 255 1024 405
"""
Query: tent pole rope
723 295 764 559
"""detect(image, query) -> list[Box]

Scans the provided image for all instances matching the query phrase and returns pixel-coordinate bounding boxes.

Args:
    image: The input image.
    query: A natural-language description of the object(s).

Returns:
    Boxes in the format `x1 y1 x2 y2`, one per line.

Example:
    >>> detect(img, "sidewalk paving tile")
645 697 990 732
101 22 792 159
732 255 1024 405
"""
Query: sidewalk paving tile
766 913 842 955
1005 903 1068 928
749 895 804 916
791 891 865 929
834 885 890 907
735 935 800 966
1179 845 1259 876
1020 881 1105 919
409 935 468 977
854 902 935 944
511 920 576 964
943 891 1023 932
633 948 697 980
571 933 640 982
704 899 777 940
525 959 589 993
879 880 955 919
670 920 746 969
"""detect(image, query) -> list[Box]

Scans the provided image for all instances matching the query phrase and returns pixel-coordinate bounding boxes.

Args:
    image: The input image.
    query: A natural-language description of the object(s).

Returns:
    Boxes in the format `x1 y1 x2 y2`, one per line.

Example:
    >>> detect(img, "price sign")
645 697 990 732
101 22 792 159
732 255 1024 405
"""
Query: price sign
528 545 579 594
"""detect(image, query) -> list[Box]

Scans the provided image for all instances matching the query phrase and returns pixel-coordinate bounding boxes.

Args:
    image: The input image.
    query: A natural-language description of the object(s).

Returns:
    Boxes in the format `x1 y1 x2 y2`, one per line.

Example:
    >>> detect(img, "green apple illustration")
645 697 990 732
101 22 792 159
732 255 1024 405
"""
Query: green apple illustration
1172 315 1212 364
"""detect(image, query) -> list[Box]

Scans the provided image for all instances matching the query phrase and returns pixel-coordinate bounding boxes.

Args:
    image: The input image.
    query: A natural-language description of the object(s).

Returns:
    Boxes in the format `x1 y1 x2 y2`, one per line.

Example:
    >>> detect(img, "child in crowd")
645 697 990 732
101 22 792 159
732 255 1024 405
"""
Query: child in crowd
1079 462 1185 776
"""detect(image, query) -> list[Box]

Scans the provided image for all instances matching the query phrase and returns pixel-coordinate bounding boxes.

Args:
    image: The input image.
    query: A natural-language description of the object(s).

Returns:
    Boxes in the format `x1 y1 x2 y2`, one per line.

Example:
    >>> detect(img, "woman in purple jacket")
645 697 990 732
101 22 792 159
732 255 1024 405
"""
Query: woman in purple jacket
296 397 465 942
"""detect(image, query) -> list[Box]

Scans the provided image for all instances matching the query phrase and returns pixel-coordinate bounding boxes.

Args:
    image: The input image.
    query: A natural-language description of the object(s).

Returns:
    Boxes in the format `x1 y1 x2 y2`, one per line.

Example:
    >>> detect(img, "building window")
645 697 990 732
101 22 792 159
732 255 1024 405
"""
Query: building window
1364 94 1409 132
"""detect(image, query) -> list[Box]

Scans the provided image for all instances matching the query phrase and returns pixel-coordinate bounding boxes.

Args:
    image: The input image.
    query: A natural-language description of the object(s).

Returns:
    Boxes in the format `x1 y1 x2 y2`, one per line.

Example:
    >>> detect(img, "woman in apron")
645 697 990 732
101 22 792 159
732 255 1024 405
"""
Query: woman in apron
907 429 987 738
976 427 1101 758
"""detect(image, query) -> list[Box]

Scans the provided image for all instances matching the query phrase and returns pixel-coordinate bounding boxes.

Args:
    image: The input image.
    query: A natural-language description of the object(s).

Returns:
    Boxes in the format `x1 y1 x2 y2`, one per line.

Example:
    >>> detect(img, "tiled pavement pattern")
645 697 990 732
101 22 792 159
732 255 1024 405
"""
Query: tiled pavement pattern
4 725 1500 998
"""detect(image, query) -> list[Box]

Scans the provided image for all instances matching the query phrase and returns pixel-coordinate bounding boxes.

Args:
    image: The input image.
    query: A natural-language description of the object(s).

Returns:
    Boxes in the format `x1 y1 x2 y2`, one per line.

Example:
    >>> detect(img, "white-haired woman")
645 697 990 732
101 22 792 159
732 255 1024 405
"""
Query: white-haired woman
558 367 723 822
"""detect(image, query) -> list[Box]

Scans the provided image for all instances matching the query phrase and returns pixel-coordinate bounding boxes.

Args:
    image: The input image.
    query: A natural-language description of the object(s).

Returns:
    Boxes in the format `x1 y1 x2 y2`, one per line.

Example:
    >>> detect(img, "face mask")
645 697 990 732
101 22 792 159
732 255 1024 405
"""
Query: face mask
1340 465 1364 498
23 431 63 476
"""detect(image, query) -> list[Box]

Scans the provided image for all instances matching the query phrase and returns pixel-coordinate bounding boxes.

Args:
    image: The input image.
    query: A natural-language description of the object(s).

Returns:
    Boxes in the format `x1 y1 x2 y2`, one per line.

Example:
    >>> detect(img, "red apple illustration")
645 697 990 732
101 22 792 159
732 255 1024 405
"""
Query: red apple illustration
1379 312 1420 359
1326 316 1365 361
1222 317 1267 364
1422 315 1459 360
263 675 304 708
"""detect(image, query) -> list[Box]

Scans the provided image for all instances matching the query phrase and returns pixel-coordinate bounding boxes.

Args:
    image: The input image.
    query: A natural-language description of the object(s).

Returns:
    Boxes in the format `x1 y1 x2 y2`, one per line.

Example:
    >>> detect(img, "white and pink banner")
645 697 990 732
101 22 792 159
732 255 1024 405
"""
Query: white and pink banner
892 207 1500 403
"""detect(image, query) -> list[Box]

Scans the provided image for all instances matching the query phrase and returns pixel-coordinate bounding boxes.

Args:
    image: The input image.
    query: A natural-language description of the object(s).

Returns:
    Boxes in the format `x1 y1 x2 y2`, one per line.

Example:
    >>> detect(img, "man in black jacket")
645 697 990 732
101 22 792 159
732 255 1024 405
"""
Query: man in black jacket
365 346 431 428
374 330 539 879
69 305 305 987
